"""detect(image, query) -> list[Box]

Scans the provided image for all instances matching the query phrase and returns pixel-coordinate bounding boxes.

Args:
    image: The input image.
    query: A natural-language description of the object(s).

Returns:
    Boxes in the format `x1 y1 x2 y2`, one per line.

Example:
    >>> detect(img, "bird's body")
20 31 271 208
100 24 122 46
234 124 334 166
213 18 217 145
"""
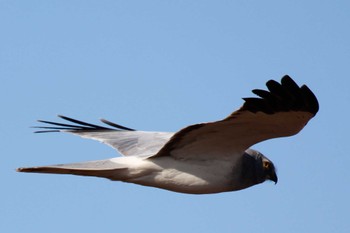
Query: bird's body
21 150 268 194
123 156 237 194
18 75 318 194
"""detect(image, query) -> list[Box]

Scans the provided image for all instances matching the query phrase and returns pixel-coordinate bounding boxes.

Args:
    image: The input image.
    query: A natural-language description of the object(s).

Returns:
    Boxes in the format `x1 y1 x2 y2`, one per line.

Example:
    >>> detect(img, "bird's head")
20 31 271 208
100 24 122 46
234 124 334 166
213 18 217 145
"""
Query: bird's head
261 156 278 184
244 149 278 184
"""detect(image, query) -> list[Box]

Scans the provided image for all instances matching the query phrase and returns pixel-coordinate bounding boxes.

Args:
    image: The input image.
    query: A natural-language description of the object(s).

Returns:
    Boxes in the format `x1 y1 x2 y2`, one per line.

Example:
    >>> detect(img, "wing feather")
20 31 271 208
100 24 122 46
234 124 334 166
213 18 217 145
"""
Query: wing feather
34 115 174 156
154 75 319 160
33 75 318 161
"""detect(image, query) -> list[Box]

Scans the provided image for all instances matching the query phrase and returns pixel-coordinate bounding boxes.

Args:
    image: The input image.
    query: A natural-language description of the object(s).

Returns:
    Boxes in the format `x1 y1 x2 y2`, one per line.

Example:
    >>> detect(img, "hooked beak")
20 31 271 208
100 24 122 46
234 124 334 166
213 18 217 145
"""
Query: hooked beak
269 172 278 184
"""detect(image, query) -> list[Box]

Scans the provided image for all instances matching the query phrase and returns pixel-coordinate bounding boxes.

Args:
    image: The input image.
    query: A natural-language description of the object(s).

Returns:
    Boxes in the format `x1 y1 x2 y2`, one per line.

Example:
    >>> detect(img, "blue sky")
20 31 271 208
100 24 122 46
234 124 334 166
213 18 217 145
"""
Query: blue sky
1 1 349 232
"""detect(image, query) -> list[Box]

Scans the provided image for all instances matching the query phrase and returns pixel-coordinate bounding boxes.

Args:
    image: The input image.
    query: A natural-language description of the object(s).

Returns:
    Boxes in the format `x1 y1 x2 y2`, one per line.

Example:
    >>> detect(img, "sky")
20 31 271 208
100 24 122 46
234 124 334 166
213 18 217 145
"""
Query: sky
1 1 349 232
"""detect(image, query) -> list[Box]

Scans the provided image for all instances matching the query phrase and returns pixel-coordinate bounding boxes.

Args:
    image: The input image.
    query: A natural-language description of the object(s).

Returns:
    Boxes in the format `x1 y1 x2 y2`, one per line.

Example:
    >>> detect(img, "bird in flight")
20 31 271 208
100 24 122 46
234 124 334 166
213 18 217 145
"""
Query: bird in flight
17 75 319 194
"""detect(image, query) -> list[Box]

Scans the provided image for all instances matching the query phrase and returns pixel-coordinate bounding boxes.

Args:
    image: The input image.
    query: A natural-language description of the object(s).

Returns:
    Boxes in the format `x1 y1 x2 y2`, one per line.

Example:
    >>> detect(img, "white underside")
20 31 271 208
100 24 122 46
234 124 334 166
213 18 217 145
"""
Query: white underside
109 156 242 194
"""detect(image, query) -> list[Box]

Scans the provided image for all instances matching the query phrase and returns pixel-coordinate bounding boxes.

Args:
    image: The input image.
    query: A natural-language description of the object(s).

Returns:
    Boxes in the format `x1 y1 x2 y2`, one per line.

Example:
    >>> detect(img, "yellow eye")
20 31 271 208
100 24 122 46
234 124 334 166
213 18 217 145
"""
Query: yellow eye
263 161 270 169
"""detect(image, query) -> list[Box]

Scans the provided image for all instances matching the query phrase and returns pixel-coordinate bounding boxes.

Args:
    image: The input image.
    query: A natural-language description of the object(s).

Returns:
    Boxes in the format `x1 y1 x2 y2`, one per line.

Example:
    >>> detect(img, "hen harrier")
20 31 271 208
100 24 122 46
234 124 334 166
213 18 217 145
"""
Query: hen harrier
18 75 319 194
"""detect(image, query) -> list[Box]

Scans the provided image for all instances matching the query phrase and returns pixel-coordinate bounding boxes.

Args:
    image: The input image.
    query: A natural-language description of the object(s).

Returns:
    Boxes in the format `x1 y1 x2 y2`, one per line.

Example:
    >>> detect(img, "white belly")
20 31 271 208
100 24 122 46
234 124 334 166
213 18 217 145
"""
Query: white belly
121 156 241 194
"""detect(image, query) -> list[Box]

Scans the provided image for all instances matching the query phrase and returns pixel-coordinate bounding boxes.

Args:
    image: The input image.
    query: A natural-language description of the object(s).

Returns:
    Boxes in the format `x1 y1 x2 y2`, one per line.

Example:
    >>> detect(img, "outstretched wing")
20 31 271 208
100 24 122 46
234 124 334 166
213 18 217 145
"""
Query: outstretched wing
35 115 174 157
154 75 319 160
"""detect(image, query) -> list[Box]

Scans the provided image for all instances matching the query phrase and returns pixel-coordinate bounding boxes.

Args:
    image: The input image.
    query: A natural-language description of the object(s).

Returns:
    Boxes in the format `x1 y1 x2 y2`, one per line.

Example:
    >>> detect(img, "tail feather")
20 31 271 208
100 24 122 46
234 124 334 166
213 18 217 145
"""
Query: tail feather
17 159 128 180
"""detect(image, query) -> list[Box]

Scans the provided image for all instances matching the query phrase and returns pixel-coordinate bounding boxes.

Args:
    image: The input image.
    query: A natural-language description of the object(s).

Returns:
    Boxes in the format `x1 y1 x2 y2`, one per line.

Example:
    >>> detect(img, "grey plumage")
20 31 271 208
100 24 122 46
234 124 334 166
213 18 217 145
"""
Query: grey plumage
18 75 318 194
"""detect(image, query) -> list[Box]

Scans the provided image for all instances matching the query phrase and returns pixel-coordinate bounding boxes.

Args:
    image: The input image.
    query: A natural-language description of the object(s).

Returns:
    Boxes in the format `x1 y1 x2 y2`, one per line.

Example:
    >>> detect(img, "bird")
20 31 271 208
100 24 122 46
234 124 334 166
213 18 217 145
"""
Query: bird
17 75 319 194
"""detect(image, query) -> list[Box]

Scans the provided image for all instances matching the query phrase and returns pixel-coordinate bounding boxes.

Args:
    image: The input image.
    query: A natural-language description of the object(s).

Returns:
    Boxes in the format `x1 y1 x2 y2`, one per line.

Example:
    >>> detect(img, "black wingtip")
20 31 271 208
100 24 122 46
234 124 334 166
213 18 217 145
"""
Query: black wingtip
242 75 319 116
57 115 110 129
100 119 135 131
300 85 319 115
33 115 135 133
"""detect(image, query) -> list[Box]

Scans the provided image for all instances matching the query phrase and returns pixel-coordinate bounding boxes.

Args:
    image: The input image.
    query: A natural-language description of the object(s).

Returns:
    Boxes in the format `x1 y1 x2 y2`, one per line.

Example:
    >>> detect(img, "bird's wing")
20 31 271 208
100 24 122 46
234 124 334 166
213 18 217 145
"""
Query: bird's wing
34 115 174 157
154 75 319 160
